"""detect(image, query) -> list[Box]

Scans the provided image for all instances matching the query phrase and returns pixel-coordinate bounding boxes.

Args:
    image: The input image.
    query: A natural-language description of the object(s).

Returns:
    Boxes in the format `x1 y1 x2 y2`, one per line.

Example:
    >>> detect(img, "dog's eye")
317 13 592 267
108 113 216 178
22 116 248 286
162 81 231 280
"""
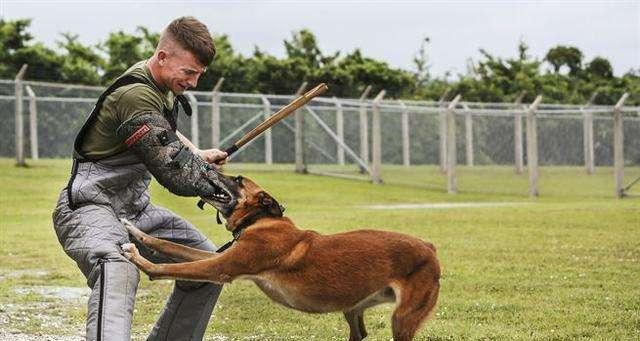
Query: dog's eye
234 176 243 184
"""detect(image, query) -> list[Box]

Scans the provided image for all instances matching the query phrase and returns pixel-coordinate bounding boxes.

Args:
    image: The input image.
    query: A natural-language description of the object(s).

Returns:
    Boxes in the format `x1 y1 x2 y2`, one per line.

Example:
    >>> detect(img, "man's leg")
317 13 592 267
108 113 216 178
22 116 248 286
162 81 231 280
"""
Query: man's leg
53 193 139 341
132 204 222 341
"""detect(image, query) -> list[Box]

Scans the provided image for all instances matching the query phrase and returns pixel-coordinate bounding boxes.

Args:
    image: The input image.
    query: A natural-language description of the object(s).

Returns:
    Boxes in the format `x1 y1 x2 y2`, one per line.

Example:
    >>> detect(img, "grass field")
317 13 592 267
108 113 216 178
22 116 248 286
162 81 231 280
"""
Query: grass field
1 158 639 340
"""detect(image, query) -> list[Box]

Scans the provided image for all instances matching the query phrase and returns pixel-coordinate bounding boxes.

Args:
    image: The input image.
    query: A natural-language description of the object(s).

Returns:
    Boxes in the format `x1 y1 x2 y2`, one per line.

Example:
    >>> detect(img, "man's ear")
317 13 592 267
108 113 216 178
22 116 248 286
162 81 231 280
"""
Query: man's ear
258 192 283 217
157 50 168 66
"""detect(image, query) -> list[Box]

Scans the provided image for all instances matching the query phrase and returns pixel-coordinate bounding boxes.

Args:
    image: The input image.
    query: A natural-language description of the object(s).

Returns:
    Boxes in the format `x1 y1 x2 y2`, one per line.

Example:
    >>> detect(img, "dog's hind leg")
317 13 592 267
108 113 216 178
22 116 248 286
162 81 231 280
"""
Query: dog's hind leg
121 218 216 261
343 309 366 341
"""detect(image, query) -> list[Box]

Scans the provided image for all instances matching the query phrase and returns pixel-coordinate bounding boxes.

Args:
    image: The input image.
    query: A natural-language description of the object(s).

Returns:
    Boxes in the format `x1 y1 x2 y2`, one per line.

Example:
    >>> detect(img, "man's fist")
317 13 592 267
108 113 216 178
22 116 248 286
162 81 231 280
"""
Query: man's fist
197 148 228 168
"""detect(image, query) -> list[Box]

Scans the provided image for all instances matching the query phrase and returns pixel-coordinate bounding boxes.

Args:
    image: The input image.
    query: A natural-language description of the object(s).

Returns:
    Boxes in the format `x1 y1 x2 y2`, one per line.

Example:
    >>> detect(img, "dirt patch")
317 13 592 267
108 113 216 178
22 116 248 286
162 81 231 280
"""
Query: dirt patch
13 286 90 301
0 330 82 341
0 269 49 281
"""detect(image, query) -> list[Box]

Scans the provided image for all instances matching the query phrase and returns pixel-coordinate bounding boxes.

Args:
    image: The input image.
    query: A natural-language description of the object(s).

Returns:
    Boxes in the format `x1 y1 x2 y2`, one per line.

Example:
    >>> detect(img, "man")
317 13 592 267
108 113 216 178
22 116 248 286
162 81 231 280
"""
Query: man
52 17 228 341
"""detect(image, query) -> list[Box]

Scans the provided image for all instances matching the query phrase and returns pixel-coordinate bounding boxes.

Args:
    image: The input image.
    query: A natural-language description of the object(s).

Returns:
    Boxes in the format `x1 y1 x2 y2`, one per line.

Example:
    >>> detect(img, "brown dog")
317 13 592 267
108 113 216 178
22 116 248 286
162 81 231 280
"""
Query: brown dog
121 174 440 341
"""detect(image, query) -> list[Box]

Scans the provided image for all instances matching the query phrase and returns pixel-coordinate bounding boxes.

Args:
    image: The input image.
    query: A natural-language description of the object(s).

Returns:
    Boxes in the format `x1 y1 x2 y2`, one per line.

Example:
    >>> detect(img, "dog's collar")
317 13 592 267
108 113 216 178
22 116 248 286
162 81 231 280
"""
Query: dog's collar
214 209 269 253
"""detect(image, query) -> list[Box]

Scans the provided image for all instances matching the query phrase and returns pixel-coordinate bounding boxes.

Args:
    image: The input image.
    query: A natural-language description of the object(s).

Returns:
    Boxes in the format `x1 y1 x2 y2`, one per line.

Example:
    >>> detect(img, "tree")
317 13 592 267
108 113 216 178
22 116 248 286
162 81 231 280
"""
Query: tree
584 56 613 79
544 45 583 75
100 31 144 83
412 36 431 88
57 33 103 85
0 19 35 77
283 29 338 69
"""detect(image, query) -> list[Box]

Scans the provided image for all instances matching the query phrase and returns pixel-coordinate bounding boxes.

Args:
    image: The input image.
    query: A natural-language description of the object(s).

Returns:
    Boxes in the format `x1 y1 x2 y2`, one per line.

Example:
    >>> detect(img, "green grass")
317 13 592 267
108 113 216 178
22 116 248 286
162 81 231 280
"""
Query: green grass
1 158 639 340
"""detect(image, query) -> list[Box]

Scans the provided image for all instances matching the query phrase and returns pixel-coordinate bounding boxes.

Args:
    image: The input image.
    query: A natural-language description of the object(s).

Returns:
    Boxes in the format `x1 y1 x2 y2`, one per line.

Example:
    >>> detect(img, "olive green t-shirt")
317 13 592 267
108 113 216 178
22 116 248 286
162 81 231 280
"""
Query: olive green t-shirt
80 60 175 158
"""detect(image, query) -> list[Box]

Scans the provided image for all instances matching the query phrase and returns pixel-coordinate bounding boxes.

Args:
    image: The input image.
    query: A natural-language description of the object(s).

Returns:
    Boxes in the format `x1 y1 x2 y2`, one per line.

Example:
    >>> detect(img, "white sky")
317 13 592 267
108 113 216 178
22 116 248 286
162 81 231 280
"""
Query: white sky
1 0 638 77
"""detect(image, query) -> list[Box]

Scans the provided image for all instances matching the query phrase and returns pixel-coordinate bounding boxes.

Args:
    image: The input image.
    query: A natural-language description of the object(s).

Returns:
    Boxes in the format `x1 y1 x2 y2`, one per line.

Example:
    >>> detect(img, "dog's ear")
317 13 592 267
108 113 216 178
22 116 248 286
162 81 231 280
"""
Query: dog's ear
258 192 283 217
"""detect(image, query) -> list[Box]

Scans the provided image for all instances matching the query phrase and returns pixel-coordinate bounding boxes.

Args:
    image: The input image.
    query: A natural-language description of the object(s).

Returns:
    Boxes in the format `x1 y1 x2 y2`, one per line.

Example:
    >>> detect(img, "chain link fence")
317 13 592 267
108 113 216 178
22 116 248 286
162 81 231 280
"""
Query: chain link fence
1 79 639 198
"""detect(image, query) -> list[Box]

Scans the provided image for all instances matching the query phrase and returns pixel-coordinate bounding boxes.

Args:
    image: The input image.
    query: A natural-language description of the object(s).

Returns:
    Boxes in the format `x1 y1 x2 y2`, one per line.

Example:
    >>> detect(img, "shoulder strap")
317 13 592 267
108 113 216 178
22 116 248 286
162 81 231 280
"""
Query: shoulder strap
72 75 149 161
72 75 193 161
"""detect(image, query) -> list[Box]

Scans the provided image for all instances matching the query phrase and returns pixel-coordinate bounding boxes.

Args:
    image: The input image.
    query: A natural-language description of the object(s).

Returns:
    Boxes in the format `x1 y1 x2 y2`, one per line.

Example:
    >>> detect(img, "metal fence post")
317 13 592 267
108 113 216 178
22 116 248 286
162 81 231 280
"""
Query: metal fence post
526 96 543 197
334 96 345 165
400 101 410 167
14 64 28 166
211 77 224 149
261 96 273 165
294 82 308 173
446 95 461 194
438 89 451 173
187 92 199 148
371 90 386 184
582 92 597 174
25 85 38 160
613 93 629 198
514 91 526 174
463 104 473 167
358 85 372 173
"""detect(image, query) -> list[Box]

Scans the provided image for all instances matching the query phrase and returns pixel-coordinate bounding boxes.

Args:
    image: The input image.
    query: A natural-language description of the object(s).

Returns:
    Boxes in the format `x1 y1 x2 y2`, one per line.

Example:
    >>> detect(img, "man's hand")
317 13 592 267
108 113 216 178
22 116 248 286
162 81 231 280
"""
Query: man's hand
197 148 228 168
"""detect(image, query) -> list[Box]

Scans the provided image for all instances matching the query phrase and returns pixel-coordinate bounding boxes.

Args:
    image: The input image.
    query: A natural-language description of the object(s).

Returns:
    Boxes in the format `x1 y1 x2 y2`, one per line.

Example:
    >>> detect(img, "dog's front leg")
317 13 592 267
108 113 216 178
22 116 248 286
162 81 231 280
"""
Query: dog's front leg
122 243 237 283
121 218 216 262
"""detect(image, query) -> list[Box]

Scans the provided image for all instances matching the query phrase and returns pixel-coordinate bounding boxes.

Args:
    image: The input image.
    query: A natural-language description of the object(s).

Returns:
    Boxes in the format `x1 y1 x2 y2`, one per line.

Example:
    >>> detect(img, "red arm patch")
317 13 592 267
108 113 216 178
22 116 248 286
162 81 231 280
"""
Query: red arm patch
124 124 151 147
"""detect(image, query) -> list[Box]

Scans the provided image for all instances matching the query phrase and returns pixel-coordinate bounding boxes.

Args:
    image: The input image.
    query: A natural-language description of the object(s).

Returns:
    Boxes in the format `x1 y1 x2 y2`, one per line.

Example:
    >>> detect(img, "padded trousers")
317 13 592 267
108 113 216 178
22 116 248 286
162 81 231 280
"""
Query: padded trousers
53 190 222 341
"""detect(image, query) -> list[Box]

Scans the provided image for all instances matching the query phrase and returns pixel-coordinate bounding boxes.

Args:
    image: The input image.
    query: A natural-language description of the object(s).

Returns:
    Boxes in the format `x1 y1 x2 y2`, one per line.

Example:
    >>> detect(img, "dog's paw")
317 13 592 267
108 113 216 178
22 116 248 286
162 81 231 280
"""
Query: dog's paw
120 218 144 239
121 243 139 261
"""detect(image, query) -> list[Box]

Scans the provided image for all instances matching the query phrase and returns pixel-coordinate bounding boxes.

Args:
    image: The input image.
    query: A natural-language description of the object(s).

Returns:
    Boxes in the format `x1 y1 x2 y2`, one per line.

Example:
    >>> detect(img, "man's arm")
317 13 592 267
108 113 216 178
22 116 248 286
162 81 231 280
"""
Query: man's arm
116 112 227 197
176 131 228 167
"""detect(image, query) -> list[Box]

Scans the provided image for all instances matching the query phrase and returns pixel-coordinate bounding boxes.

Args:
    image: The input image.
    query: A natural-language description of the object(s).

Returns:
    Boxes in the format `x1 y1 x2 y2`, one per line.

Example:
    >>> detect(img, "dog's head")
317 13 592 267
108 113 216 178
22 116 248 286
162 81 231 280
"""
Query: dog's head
200 174 284 232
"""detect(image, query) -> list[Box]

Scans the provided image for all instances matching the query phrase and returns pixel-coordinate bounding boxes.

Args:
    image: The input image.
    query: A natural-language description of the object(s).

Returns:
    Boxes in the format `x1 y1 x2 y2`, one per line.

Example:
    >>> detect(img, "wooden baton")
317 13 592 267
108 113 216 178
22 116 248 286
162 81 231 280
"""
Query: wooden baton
223 83 328 157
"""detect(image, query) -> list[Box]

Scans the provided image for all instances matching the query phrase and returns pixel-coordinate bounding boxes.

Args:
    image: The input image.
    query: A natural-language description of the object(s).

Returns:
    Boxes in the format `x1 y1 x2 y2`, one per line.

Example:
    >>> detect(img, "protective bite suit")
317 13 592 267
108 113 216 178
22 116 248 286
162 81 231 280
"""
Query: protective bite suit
53 66 223 341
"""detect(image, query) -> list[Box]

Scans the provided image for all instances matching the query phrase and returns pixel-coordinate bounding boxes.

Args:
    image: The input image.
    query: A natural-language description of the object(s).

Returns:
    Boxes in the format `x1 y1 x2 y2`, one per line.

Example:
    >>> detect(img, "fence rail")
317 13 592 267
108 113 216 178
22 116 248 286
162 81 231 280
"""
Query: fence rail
2 75 639 198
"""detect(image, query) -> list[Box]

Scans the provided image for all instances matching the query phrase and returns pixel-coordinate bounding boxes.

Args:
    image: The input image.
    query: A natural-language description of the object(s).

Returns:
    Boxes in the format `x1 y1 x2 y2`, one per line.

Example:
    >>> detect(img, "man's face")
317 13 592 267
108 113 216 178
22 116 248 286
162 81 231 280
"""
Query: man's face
158 48 206 95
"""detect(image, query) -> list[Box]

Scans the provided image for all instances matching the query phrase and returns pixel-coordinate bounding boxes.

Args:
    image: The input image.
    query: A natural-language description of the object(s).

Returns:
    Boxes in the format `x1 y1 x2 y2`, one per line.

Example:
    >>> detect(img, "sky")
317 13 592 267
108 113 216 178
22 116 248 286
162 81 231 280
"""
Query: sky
1 0 638 77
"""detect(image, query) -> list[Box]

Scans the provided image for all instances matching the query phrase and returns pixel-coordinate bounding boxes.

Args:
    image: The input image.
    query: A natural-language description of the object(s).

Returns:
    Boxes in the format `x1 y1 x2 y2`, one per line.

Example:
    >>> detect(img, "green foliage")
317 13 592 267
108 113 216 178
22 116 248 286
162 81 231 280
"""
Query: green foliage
57 33 104 85
100 30 145 83
0 19 637 104
544 45 583 75
585 56 614 79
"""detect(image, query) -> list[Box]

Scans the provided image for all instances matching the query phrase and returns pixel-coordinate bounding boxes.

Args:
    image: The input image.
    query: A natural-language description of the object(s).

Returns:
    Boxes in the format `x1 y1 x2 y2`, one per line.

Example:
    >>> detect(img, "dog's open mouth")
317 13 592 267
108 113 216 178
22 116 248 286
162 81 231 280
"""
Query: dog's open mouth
205 184 233 204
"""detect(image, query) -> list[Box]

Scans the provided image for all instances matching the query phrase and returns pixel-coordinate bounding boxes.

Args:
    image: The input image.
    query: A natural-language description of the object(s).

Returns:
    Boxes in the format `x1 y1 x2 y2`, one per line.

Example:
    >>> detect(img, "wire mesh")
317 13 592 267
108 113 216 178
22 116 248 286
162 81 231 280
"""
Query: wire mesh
1 78 639 198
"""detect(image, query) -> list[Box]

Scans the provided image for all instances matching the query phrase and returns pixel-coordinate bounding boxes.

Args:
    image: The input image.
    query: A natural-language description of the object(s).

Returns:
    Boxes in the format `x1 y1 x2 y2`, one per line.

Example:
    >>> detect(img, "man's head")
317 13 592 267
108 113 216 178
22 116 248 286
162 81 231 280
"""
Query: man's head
150 16 215 94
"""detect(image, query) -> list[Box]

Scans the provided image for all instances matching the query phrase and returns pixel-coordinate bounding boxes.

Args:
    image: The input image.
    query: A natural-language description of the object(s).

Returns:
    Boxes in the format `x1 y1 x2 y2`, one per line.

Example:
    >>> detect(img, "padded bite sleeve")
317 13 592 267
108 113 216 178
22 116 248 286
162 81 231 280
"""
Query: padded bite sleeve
116 112 223 197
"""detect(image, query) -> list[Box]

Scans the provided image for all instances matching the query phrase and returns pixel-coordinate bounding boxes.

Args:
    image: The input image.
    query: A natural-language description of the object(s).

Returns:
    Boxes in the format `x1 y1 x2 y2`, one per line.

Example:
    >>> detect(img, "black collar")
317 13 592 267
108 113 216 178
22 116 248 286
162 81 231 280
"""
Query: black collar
214 209 275 253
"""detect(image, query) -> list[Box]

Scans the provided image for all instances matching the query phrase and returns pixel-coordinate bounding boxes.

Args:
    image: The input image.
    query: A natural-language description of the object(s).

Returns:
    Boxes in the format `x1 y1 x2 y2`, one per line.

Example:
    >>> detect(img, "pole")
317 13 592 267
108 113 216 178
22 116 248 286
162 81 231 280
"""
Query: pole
334 96 345 165
187 92 199 148
261 96 273 165
514 91 526 174
211 77 224 149
371 90 386 184
358 85 372 173
463 104 474 166
446 95 461 193
400 101 410 167
25 85 38 160
294 82 308 173
526 96 543 197
15 64 28 167
613 93 629 198
582 92 597 174
438 89 451 173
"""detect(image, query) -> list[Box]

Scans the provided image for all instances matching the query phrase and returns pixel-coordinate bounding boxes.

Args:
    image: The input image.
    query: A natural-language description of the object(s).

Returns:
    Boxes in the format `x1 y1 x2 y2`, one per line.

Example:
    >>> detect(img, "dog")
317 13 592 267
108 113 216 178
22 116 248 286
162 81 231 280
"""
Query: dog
121 174 440 341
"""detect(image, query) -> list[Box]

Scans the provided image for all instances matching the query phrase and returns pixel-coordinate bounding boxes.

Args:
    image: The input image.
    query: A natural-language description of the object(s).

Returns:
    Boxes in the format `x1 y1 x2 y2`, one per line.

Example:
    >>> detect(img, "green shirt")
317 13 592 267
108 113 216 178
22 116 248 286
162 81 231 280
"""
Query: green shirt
80 60 175 158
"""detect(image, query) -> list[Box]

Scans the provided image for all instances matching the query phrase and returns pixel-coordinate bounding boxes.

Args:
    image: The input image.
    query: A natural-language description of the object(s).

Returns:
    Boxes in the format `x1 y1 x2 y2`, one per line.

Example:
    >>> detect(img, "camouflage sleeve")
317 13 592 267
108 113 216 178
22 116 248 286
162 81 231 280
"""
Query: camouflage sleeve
116 112 229 198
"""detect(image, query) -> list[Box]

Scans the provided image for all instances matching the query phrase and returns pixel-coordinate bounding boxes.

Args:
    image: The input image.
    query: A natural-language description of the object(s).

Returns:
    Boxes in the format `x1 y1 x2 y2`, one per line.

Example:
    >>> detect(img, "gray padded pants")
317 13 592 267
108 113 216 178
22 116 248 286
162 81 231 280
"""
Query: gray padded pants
53 188 221 341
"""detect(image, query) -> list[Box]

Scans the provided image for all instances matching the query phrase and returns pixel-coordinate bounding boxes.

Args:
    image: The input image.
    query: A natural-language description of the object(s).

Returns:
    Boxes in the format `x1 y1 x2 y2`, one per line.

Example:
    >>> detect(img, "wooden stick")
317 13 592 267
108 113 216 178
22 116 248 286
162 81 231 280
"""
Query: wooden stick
224 83 328 156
